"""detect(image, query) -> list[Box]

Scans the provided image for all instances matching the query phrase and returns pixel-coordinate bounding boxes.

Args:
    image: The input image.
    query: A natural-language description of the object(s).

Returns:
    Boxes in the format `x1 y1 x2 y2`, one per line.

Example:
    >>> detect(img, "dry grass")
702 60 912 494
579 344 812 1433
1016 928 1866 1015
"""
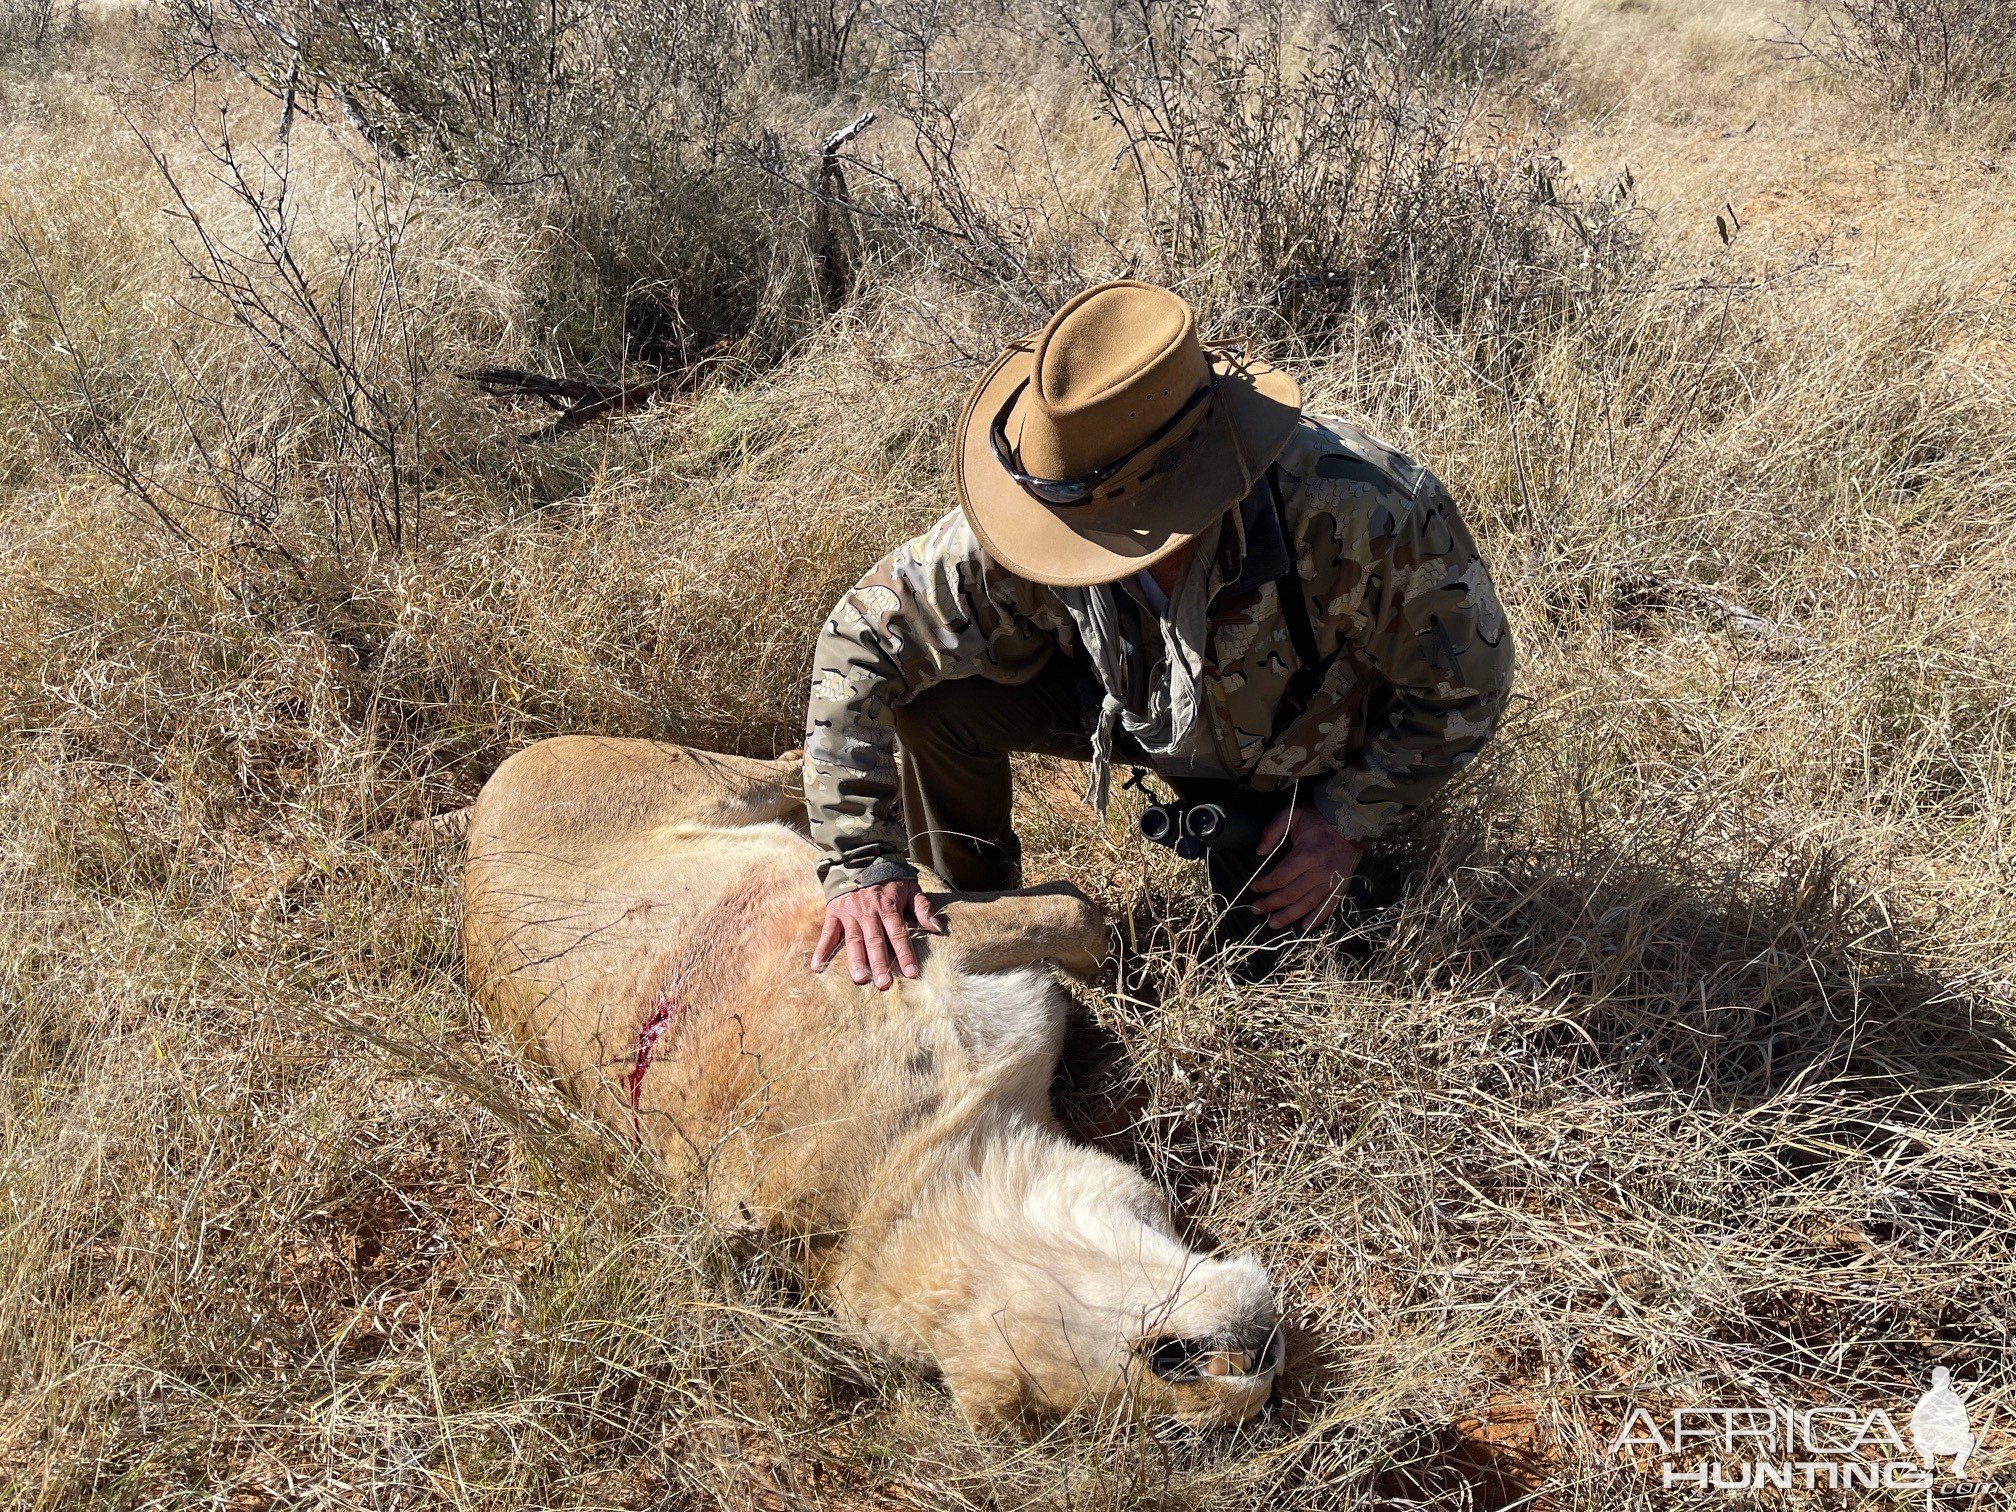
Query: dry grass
3 0 2014 1506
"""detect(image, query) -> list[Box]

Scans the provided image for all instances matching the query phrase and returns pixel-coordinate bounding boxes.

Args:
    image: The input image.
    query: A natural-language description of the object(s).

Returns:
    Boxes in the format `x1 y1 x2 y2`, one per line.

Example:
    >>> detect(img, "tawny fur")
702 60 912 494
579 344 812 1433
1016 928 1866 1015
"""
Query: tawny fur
461 736 1279 1425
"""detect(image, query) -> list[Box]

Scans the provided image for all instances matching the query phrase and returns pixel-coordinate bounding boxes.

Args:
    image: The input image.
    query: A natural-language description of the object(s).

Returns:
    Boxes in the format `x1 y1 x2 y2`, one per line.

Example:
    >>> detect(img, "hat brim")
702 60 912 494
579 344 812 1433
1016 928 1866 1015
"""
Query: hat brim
954 339 1303 588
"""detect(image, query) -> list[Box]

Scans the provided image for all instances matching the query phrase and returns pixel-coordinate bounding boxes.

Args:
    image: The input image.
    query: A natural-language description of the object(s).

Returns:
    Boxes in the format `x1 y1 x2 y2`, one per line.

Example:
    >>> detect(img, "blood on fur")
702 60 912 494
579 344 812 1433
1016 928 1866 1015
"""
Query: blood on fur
626 983 681 1138
621 871 785 1140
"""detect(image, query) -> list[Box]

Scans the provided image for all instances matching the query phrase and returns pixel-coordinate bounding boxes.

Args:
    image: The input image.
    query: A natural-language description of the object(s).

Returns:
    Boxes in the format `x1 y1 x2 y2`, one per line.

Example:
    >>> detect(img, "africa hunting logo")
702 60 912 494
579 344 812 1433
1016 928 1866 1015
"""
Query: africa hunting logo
1608 1369 1983 1493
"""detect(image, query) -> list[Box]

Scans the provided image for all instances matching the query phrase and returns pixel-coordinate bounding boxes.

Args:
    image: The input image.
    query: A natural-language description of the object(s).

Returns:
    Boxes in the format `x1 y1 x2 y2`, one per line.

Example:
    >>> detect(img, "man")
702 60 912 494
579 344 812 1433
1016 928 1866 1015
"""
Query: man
804 279 1513 989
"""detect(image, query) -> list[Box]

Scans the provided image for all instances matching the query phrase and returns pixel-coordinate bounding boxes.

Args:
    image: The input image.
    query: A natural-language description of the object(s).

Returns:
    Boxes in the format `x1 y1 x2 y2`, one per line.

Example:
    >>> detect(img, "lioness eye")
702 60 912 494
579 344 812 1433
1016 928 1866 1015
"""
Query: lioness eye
1146 1337 1209 1380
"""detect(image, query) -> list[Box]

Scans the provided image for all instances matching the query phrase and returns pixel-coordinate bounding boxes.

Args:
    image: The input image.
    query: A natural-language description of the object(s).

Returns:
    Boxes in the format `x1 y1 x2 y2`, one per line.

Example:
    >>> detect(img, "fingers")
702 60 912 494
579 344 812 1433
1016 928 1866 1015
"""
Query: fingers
810 912 845 971
1251 845 1325 902
1259 873 1330 929
843 915 870 986
882 896 921 981
1257 874 1322 923
814 882 939 990
1258 803 1293 855
1279 880 1342 931
861 913 896 990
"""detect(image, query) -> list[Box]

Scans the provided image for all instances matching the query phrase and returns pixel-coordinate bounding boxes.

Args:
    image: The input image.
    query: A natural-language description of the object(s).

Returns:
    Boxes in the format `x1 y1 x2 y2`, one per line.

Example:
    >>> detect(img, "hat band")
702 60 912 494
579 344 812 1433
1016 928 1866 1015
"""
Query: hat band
989 373 1219 507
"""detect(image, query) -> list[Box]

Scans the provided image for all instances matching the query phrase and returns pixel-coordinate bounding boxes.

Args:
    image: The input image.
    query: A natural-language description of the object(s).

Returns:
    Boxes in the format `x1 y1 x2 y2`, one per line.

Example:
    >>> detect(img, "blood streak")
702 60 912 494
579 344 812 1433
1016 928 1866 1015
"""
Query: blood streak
617 869 786 1142
626 981 682 1139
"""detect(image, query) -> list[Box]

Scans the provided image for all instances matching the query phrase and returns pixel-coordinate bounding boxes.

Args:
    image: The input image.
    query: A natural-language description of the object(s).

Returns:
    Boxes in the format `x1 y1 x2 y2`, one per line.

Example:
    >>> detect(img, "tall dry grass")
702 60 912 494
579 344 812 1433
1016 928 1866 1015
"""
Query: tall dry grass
2 0 2014 1506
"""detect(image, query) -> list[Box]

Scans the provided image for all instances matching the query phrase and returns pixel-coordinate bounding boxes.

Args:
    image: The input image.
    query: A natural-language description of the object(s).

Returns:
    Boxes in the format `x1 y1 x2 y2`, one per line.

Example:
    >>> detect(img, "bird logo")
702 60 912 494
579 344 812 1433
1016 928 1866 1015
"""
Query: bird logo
1909 1368 1974 1478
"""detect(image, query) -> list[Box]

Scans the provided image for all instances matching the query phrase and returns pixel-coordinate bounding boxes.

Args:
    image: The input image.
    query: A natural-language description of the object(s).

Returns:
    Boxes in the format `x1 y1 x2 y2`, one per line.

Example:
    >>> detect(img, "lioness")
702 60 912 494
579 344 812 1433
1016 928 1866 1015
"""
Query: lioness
461 736 1281 1425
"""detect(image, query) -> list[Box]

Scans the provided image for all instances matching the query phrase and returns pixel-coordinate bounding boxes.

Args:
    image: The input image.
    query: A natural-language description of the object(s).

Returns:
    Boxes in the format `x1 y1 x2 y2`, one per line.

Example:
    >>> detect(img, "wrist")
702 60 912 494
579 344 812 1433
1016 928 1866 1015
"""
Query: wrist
1308 781 1384 846
824 856 920 901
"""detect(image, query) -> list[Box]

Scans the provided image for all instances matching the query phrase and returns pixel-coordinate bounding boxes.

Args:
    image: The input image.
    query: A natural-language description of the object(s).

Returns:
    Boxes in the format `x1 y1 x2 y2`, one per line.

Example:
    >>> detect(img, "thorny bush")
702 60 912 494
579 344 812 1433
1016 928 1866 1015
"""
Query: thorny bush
1775 0 2016 111
162 0 1605 377
165 0 817 371
852 0 1640 350
6 112 427 584
1073 0 1636 339
1323 0 1552 81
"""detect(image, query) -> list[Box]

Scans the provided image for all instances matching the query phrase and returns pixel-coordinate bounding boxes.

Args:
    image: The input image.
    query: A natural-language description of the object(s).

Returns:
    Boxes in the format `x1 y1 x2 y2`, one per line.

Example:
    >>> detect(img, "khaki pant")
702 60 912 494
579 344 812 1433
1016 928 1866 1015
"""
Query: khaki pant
893 651 1268 896
894 655 1376 971
893 651 1153 892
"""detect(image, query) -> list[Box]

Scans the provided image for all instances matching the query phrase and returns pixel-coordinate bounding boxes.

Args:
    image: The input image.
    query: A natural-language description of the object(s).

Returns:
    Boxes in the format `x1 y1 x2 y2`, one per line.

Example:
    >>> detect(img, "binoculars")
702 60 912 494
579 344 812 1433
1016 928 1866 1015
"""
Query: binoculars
1138 798 1270 859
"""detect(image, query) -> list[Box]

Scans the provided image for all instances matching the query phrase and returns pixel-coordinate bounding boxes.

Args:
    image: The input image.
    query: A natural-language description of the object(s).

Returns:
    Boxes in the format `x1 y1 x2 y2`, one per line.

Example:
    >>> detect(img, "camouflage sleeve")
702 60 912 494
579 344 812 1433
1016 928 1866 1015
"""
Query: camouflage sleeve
1309 477 1513 844
804 510 1071 899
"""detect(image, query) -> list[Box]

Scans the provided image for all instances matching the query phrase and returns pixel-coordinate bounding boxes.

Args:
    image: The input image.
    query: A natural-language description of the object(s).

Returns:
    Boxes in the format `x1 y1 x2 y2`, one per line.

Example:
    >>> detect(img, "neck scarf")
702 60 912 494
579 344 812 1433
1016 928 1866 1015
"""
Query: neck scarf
1057 516 1224 812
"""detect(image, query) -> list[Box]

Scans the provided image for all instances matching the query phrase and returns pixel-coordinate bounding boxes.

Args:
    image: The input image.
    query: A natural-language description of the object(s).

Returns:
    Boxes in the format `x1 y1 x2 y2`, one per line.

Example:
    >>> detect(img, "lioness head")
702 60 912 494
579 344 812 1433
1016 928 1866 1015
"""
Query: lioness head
1119 1250 1284 1426
858 883 1282 1428
930 1146 1281 1428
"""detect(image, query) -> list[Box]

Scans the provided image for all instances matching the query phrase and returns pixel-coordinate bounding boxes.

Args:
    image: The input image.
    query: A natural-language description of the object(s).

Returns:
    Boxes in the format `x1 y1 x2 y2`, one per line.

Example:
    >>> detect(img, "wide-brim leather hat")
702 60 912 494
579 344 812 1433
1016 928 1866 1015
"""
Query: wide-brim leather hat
955 280 1302 588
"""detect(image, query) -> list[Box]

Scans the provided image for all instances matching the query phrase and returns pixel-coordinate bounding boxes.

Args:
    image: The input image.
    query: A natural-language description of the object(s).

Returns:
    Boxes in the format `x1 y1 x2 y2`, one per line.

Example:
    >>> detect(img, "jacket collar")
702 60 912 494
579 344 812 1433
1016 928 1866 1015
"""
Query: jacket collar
1214 474 1289 601
1113 474 1284 613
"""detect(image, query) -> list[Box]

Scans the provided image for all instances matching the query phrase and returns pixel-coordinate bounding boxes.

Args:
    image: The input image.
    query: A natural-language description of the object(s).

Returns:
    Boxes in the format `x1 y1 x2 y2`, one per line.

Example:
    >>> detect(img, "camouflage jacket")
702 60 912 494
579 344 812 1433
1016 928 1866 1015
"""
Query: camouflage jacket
803 415 1515 898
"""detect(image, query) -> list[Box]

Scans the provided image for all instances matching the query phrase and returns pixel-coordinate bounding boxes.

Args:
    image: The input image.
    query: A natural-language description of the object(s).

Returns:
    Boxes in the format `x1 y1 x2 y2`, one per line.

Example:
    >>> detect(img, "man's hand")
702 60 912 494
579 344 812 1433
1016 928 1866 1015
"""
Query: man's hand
1249 805 1365 931
811 879 944 990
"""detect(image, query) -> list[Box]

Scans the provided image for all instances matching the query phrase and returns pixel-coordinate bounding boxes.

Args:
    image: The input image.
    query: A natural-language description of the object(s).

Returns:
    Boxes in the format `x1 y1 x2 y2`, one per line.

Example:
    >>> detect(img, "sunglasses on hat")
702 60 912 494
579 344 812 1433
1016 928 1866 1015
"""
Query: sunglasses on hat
989 374 1219 507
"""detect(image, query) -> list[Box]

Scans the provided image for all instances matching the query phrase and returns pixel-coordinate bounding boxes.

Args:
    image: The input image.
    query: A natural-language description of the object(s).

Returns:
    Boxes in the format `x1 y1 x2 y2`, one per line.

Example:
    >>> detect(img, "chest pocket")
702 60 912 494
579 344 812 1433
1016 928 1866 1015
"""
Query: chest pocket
1204 580 1304 772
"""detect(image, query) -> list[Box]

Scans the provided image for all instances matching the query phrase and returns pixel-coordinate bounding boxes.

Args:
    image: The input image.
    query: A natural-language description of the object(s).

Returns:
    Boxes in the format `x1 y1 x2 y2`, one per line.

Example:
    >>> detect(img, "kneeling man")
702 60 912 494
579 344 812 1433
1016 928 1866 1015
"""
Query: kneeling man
805 280 1514 988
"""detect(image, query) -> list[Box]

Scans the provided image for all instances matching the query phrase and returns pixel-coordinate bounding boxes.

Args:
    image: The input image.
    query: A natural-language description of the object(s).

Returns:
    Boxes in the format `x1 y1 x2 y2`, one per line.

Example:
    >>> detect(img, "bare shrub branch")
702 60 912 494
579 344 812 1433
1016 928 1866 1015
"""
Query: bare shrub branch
1322 0 1552 81
1056 0 1638 343
1772 0 2016 111
6 105 428 586
0 0 65 52
159 0 828 374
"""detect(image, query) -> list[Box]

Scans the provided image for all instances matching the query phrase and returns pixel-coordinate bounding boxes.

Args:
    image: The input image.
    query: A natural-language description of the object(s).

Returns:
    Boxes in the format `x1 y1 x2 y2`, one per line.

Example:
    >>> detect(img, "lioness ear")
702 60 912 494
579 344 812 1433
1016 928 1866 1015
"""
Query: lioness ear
929 881 1108 980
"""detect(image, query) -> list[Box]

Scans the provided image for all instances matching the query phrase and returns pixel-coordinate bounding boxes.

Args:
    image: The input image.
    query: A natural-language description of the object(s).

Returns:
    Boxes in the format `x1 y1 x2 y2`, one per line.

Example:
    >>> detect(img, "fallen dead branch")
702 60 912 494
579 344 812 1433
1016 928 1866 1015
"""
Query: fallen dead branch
812 110 874 311
457 344 732 439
